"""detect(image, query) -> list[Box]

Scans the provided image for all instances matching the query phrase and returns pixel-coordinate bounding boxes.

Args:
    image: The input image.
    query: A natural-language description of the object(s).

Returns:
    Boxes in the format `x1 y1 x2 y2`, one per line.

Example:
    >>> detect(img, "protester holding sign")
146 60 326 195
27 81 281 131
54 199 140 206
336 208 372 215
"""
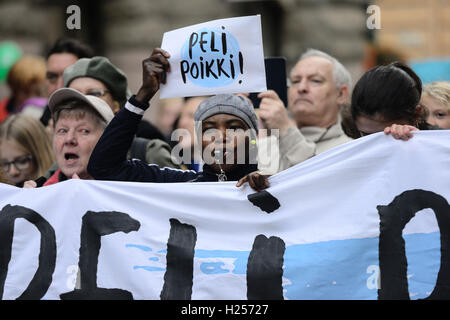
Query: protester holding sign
63 56 179 168
88 48 260 183
159 15 266 99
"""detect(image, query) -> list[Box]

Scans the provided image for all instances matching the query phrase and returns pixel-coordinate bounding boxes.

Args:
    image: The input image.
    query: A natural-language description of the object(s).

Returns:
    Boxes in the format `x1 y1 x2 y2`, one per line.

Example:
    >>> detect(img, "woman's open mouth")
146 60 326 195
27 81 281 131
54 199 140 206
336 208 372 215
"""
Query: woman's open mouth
64 152 79 165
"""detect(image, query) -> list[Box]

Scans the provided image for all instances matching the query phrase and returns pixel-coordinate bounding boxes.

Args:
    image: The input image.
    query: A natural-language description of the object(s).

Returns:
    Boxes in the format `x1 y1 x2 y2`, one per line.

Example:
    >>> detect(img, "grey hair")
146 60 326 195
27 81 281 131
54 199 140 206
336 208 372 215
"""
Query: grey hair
297 48 352 90
52 100 108 130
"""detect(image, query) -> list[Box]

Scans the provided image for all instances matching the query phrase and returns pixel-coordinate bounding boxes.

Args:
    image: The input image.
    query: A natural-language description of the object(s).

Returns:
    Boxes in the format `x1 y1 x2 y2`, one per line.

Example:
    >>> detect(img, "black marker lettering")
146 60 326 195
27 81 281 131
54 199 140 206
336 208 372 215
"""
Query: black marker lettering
0 205 56 300
221 32 227 55
377 189 450 300
205 59 218 79
180 60 189 83
230 57 235 79
247 235 285 300
60 211 140 300
199 32 208 53
239 51 244 74
200 57 204 79
210 31 219 52
160 219 197 300
247 191 281 214
190 62 199 79
217 59 230 78
188 32 198 59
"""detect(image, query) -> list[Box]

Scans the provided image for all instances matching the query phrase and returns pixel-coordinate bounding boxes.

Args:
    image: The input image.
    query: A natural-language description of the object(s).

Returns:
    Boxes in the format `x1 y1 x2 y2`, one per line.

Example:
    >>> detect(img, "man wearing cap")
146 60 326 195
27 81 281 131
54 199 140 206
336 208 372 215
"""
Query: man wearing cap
27 88 114 186
87 48 259 183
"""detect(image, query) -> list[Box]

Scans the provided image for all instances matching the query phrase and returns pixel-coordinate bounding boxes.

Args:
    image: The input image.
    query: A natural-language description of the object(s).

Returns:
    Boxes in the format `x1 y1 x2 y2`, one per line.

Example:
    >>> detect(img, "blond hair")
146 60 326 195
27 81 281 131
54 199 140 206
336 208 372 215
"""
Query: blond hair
422 81 450 111
6 55 47 96
0 114 54 179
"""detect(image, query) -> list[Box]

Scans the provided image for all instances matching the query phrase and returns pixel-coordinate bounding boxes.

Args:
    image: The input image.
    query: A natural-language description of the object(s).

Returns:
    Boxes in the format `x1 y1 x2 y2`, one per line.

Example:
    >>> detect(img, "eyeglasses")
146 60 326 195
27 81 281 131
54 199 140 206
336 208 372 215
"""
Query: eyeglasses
1 155 33 172
85 89 110 97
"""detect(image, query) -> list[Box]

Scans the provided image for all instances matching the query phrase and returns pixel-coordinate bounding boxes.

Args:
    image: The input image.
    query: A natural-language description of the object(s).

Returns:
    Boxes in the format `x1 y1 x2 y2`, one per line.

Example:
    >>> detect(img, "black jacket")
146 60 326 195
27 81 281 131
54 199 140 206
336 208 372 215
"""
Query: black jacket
88 95 257 183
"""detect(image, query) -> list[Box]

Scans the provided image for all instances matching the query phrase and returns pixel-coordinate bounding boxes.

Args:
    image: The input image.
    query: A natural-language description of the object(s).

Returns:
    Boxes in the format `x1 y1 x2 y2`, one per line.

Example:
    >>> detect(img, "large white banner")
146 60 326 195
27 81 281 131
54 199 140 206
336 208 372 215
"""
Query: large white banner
1 131 449 300
159 15 266 99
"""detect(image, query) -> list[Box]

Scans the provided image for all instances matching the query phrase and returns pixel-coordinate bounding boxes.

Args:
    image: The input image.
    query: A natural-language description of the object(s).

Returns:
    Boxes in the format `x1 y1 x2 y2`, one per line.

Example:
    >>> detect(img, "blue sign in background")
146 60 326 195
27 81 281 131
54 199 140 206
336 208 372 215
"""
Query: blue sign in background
411 60 450 83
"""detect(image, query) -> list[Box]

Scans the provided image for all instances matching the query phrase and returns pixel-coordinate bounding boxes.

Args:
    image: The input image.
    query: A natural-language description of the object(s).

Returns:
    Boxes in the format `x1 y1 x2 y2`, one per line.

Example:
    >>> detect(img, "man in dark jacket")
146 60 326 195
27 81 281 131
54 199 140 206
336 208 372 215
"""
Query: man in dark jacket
88 48 259 183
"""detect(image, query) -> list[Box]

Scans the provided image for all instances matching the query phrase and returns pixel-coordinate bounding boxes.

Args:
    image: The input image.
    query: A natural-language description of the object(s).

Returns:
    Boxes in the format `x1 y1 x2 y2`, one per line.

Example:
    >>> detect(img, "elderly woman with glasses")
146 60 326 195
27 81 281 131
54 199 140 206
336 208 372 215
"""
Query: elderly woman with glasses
0 114 54 187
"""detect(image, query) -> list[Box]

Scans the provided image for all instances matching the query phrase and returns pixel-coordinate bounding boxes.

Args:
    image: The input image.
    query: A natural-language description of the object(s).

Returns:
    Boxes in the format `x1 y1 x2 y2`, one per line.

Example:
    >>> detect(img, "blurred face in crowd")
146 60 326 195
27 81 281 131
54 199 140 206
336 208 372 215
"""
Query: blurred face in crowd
354 113 412 137
0 139 36 186
158 98 184 137
288 56 348 128
421 94 450 129
53 110 104 179
176 97 203 149
46 53 78 96
69 77 120 114
201 113 251 173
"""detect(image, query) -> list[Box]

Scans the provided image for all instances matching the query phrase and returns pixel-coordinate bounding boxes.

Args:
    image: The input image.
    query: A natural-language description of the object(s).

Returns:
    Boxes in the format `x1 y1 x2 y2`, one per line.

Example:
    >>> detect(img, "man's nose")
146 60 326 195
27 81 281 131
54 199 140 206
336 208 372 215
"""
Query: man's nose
297 79 309 93
56 76 64 90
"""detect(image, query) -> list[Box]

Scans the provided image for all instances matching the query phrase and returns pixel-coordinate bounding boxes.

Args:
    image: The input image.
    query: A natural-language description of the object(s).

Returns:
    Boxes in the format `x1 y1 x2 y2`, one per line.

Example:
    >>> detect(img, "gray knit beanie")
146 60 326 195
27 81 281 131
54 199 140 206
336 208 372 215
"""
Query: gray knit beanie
194 94 258 137
63 56 129 107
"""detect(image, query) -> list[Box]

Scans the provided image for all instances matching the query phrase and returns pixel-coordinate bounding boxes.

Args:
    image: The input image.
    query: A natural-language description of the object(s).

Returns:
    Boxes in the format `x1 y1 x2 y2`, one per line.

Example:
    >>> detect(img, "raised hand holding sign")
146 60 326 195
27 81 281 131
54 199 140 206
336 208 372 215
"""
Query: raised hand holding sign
160 15 266 98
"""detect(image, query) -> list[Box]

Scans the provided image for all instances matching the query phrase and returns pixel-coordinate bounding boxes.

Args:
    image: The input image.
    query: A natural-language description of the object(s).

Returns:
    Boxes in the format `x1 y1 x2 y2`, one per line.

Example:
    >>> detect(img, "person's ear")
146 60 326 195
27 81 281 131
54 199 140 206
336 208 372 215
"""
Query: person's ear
414 103 428 125
113 101 121 114
414 104 423 115
336 85 349 106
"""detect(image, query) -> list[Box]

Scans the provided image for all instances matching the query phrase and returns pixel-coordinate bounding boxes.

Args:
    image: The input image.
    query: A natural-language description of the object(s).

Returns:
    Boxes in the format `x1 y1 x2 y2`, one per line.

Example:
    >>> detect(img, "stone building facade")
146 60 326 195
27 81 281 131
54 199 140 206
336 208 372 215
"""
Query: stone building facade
0 0 369 115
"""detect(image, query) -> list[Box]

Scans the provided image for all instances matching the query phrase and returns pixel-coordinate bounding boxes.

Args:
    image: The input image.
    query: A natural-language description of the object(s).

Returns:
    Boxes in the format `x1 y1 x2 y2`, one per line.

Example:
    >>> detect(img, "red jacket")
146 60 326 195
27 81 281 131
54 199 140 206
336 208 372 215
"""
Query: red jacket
0 98 11 123
43 169 64 186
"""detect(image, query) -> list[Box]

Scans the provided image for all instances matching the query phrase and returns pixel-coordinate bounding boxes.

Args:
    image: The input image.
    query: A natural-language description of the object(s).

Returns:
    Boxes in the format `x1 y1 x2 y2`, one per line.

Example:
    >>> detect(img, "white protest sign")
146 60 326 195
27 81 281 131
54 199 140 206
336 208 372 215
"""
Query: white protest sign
0 131 449 300
159 15 266 98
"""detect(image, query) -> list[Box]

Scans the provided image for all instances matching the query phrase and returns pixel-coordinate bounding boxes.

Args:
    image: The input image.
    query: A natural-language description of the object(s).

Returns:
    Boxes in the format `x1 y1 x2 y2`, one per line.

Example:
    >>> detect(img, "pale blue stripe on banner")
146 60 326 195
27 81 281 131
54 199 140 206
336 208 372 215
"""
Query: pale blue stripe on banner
125 231 440 300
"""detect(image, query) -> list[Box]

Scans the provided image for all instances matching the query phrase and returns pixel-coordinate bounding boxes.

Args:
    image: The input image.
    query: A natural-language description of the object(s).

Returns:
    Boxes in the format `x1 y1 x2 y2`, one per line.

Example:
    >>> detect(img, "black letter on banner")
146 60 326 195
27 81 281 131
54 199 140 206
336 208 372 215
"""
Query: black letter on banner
60 211 140 300
377 189 450 300
0 205 56 300
160 218 197 300
247 235 285 300
247 191 281 214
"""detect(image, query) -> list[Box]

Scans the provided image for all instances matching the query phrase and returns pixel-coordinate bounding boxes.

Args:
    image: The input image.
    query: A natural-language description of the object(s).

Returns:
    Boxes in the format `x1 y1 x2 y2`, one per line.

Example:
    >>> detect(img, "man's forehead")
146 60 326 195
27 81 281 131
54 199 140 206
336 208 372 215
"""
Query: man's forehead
47 53 78 70
291 56 334 77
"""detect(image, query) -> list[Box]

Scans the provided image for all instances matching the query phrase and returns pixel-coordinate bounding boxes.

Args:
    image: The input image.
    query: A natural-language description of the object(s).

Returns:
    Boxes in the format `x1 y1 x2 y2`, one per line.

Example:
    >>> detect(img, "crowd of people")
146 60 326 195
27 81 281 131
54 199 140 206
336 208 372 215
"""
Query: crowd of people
0 37 449 191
